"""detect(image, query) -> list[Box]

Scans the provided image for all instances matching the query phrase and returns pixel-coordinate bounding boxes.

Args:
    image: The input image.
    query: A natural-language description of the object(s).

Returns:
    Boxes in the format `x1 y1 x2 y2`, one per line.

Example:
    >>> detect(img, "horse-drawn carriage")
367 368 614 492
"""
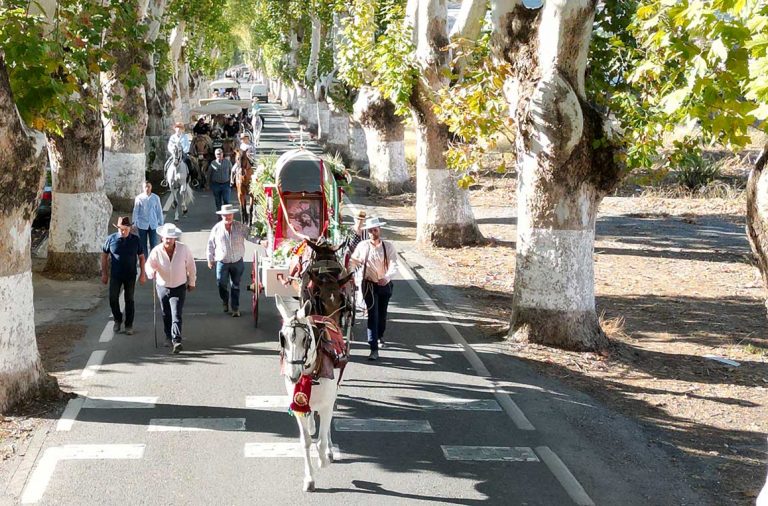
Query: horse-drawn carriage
250 148 350 327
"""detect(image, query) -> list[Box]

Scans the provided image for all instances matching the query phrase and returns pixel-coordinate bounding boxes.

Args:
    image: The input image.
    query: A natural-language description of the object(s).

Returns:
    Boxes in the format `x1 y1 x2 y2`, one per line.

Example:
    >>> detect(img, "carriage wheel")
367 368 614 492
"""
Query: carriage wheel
252 252 260 327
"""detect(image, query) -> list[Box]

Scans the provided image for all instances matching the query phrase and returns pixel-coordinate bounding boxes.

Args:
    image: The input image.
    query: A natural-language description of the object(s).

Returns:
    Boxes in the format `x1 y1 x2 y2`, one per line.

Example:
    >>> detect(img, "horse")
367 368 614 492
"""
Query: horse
276 296 344 492
233 149 255 226
164 143 195 221
189 134 213 190
251 113 263 145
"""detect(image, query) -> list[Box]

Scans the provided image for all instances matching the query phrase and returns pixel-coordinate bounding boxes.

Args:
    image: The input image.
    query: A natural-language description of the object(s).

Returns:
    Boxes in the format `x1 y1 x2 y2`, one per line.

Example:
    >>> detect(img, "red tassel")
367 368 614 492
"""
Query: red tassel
289 375 313 415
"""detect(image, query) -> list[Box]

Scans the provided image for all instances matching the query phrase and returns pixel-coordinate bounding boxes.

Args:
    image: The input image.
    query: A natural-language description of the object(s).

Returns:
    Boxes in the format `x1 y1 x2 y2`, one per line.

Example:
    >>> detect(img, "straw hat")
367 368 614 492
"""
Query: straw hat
173 121 186 129
113 216 131 228
362 216 387 230
157 223 183 238
216 204 240 215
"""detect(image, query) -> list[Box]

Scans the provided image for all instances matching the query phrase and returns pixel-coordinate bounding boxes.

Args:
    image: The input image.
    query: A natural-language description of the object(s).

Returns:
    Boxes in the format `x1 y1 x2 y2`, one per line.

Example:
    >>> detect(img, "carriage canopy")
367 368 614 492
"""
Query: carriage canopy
275 150 325 194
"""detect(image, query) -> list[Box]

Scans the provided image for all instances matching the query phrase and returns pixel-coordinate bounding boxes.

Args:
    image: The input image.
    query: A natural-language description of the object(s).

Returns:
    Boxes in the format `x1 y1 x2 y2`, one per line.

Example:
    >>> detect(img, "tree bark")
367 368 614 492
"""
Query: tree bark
408 0 482 246
45 94 113 278
492 0 622 350
0 57 59 412
353 86 409 194
348 119 369 173
746 143 768 317
315 76 331 140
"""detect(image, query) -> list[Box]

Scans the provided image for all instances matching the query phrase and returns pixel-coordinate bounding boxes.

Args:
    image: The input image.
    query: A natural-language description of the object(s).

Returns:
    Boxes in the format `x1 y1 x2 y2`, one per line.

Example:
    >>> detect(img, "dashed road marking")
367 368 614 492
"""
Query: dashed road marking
244 442 342 460
20 444 145 504
147 418 246 432
334 418 434 433
245 395 289 409
535 446 595 506
441 446 540 462
81 350 107 379
56 395 86 432
98 322 113 343
417 398 502 411
83 396 159 409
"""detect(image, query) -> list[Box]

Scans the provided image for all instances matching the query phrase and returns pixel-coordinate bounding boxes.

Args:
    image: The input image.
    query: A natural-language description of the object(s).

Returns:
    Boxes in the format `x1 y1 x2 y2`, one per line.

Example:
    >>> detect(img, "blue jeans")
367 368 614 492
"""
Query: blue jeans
157 284 186 342
138 228 158 258
211 182 231 212
363 281 393 352
216 259 244 310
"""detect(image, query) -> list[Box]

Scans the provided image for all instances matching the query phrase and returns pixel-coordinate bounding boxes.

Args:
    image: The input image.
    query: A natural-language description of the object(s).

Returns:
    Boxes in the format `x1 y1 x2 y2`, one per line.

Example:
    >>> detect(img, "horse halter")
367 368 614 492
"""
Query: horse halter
280 320 316 368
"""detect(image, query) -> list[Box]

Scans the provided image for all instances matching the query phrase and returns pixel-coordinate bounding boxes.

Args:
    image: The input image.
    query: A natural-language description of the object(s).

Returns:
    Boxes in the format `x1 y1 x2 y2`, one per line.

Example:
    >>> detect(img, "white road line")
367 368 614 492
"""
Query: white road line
163 194 174 212
83 396 159 409
244 443 342 461
20 444 145 504
441 446 539 462
535 446 596 506
81 350 107 379
98 322 113 343
245 395 289 409
56 396 86 432
147 418 246 432
417 398 502 411
334 419 434 433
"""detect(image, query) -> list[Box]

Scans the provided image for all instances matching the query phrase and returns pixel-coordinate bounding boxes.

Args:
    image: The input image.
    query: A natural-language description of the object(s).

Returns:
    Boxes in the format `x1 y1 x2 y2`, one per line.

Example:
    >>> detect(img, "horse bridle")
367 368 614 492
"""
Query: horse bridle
279 321 316 368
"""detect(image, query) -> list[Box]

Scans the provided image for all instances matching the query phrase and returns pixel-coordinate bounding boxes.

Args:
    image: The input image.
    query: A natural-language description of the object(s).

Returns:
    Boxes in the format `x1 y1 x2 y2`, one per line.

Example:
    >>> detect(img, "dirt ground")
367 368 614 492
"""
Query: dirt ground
356 173 768 505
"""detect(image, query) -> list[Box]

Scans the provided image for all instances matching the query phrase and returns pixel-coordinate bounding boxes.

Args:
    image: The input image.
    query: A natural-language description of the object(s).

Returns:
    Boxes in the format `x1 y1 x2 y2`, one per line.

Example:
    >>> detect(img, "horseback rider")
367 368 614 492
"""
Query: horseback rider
167 121 191 170
238 131 257 165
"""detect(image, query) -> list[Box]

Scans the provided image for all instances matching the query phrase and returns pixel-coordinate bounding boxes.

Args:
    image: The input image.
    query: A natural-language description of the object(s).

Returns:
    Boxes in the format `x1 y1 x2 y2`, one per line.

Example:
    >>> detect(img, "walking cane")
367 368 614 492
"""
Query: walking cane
152 278 158 349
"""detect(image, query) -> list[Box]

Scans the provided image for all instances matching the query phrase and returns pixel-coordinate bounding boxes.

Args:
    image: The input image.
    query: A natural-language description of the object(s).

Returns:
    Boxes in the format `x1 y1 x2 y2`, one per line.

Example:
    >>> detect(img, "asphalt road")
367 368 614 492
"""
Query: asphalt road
7 104 665 505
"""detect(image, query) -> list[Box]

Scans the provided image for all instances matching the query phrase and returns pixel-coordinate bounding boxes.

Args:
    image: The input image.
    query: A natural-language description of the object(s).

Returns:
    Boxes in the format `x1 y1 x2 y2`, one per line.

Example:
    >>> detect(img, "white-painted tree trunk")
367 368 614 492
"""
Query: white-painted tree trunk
348 120 369 173
352 86 409 194
0 58 57 412
326 110 349 155
491 0 621 350
407 0 481 246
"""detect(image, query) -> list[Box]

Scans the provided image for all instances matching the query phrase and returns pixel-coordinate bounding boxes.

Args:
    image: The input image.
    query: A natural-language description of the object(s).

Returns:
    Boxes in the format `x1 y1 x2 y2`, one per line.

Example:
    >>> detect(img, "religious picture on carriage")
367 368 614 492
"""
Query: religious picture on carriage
285 198 321 239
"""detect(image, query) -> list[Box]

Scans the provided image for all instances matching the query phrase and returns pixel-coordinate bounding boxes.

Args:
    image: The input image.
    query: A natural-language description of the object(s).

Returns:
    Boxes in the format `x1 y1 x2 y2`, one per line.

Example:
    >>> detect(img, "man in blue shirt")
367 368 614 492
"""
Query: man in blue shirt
132 181 165 258
101 216 146 335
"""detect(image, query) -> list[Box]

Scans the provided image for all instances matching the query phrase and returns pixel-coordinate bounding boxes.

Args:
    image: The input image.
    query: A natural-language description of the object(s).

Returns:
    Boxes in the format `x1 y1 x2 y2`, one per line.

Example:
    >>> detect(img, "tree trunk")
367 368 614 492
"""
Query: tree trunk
746 143 768 317
315 77 330 140
102 51 149 211
348 120 369 173
353 86 409 194
491 1 622 350
408 0 481 246
0 58 59 412
45 97 113 278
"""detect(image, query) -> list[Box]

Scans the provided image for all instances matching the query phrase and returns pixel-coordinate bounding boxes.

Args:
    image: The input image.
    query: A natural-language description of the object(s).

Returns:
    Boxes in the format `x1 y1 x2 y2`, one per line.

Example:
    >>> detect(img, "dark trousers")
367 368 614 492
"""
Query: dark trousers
211 182 230 211
157 284 186 342
216 259 244 310
138 228 158 259
363 281 393 352
109 275 136 327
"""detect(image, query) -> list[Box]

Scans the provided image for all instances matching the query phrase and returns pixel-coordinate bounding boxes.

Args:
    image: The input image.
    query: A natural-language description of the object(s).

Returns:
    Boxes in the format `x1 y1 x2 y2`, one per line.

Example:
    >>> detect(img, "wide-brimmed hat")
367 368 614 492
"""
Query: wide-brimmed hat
362 216 386 230
173 121 186 128
114 216 131 228
240 131 251 139
216 204 240 215
157 223 183 238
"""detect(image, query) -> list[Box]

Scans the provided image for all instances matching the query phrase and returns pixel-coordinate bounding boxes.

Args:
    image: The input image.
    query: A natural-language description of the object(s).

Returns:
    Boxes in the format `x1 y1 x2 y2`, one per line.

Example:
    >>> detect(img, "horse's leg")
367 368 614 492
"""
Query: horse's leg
172 188 180 221
296 414 316 491
316 384 337 468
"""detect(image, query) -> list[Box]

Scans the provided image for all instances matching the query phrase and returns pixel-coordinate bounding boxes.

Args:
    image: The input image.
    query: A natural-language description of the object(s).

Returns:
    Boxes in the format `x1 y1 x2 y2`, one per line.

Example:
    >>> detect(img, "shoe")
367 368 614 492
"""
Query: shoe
379 338 385 349
125 327 134 335
113 321 121 333
223 303 229 313
367 351 379 361
172 341 183 354
164 338 172 348
232 310 241 317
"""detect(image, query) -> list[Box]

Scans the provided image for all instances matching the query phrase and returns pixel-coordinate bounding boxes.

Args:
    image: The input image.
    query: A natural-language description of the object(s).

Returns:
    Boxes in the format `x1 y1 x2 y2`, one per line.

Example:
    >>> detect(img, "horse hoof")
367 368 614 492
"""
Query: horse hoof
303 481 315 492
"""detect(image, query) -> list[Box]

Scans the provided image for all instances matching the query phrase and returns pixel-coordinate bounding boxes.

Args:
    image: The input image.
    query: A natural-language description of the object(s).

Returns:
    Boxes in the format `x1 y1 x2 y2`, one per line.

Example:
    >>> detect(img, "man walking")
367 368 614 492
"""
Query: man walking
101 216 146 335
349 216 397 361
207 204 250 317
145 224 197 353
209 148 233 213
132 181 164 259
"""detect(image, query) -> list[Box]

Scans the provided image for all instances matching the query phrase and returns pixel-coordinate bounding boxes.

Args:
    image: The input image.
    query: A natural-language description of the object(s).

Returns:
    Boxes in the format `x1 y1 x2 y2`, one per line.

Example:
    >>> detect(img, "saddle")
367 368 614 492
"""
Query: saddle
308 315 348 382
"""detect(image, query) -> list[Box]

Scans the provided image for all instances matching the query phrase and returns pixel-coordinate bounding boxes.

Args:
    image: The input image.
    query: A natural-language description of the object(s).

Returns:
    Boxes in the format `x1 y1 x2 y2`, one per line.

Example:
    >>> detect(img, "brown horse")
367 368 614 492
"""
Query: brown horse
190 134 213 189
233 149 254 226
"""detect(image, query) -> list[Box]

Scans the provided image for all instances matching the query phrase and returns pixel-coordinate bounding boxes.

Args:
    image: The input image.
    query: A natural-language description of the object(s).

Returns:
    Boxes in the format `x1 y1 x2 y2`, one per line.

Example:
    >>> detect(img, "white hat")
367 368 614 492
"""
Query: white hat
216 204 240 215
158 223 183 238
362 216 387 230
240 131 251 139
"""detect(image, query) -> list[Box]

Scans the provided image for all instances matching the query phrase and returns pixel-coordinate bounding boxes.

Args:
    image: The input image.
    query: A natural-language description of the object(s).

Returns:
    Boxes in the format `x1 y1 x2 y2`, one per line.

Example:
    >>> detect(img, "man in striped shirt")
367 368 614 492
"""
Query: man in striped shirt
207 204 251 317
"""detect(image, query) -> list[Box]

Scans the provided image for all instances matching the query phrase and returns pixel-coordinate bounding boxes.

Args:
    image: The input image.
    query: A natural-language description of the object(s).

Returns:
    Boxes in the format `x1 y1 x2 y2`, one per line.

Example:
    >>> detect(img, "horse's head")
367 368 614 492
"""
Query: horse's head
307 269 353 323
306 239 340 261
276 297 316 384
172 142 183 163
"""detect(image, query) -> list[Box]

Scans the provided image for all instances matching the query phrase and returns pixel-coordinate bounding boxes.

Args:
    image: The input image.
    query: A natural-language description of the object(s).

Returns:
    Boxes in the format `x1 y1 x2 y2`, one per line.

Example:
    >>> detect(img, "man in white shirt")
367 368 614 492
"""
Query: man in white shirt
145 224 197 353
132 181 164 258
348 216 397 361
167 122 191 171
206 204 250 317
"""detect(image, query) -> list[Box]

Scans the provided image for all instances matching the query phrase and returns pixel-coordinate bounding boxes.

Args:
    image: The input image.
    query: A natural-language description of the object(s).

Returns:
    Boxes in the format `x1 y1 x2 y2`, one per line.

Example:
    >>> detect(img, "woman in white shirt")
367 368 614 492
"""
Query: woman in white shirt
348 217 396 361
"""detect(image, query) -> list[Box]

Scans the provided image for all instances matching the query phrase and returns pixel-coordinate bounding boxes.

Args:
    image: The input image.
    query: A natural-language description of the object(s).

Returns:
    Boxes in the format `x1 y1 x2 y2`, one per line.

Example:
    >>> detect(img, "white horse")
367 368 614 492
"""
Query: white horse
275 296 338 492
251 113 263 145
165 144 195 221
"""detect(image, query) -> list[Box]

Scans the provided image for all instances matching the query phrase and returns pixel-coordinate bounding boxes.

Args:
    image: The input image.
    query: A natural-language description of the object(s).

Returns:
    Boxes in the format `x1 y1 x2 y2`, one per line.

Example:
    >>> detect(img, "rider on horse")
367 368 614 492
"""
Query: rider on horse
167 122 191 170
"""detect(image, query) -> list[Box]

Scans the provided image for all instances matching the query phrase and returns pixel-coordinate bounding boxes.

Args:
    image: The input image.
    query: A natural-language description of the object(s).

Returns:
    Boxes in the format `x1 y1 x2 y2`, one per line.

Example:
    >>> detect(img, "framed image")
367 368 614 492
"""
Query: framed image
284 197 321 240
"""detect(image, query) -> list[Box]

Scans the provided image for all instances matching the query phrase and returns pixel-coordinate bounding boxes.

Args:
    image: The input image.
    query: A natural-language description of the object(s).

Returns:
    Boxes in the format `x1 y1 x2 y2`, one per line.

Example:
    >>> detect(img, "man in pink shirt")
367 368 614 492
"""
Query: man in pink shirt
145 224 197 353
